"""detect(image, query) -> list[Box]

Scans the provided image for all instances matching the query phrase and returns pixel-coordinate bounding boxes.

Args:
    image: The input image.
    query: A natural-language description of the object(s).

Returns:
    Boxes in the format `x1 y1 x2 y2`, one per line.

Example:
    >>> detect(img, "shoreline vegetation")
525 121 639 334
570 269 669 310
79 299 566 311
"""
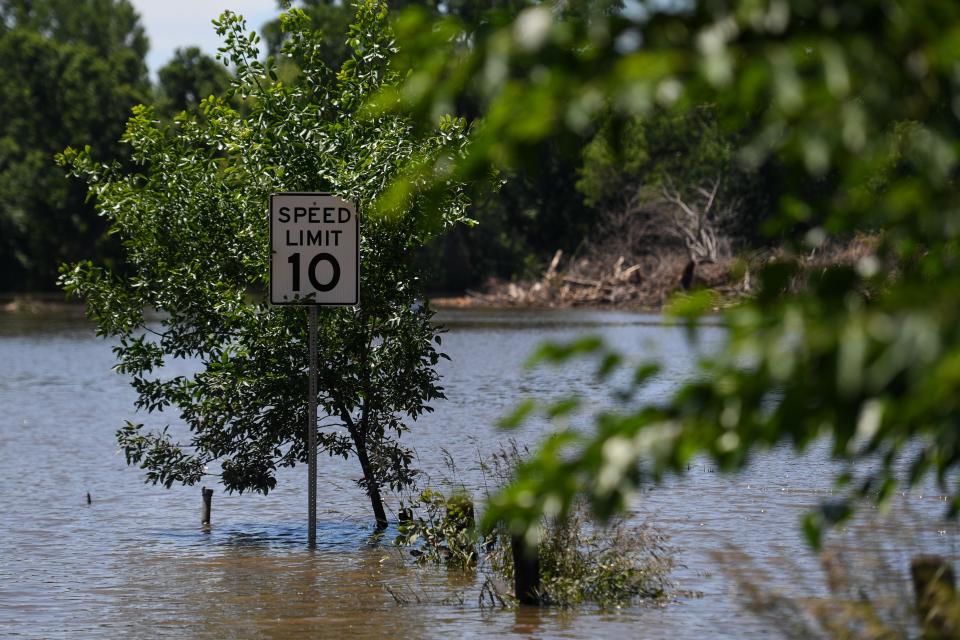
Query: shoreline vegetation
0 292 83 314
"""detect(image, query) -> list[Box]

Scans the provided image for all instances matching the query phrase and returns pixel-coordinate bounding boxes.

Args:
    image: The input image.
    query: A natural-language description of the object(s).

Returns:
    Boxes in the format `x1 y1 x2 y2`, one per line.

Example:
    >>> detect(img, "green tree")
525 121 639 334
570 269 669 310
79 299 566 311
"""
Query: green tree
578 108 774 267
156 47 234 117
0 0 149 291
369 0 960 543
262 1 355 74
0 0 148 60
261 0 548 73
59 1 470 529
421 135 595 292
427 0 624 290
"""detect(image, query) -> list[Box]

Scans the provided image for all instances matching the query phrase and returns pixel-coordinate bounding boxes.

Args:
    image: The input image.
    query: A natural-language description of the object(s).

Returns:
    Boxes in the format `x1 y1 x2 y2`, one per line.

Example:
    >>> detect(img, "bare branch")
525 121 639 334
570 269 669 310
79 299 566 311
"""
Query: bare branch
697 176 721 216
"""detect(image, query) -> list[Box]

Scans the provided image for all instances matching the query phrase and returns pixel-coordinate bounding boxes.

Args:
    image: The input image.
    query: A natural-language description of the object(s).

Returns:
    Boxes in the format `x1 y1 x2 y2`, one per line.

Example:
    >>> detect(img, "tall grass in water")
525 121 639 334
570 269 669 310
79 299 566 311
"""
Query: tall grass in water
394 441 684 608
716 510 959 639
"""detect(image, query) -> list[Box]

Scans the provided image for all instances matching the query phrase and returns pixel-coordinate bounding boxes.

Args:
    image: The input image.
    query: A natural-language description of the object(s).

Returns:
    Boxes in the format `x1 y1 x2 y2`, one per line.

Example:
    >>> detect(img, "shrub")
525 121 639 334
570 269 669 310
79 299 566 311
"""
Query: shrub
395 442 678 608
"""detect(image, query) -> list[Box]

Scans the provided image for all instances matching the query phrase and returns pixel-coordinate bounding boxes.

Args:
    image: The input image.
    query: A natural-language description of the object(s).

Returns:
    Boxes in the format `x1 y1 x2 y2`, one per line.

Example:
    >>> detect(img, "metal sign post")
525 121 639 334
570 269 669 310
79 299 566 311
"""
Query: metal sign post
269 193 359 547
308 305 317 547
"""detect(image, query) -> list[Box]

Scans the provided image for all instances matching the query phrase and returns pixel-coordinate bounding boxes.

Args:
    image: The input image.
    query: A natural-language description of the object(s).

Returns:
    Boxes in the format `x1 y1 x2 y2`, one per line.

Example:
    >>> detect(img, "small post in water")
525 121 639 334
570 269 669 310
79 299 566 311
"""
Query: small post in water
512 533 541 605
308 305 318 548
201 486 213 529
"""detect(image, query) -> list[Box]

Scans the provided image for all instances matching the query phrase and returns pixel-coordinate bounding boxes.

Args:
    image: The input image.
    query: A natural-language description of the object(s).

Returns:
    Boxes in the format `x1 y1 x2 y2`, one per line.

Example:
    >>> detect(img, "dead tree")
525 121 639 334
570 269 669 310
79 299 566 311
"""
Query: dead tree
660 174 735 287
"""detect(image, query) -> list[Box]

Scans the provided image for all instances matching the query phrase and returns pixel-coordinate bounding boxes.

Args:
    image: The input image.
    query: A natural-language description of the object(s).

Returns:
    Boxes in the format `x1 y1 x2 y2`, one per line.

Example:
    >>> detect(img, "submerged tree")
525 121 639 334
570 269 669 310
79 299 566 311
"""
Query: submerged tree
59 1 470 529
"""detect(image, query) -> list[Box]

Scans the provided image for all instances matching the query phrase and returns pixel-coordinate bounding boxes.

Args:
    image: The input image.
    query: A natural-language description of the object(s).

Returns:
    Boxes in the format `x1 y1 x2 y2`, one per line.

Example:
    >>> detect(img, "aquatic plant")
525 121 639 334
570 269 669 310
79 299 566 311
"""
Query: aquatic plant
395 442 679 608
396 488 479 570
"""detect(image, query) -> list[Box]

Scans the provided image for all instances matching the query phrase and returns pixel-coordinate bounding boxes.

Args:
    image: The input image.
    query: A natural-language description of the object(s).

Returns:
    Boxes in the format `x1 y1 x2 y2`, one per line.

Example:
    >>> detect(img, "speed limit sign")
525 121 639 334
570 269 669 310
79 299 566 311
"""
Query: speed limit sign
268 192 359 547
270 192 358 306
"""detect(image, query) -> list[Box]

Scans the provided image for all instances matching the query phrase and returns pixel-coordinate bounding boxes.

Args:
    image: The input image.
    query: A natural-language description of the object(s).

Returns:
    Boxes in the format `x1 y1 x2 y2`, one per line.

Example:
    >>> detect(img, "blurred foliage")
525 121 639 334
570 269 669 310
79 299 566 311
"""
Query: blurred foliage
58 1 470 528
0 0 149 291
366 0 960 544
718 511 960 640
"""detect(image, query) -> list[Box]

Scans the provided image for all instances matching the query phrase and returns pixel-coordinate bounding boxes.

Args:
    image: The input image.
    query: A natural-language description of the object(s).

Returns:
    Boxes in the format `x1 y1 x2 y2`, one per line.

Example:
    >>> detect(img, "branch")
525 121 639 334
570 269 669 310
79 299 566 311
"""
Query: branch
334 399 357 436
660 184 700 224
695 176 721 216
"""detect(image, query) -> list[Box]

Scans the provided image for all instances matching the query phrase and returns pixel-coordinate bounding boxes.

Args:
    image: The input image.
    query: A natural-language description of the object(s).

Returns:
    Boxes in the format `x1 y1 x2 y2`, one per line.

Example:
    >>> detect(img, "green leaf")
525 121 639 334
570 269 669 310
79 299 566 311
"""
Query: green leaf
498 398 537 430
526 336 604 367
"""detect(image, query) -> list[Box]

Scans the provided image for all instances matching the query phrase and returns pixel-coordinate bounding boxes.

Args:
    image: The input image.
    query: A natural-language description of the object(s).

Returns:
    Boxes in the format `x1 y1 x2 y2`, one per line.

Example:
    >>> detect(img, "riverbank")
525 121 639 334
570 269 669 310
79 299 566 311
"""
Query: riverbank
0 292 82 314
434 236 878 312
433 251 743 311
3 236 875 315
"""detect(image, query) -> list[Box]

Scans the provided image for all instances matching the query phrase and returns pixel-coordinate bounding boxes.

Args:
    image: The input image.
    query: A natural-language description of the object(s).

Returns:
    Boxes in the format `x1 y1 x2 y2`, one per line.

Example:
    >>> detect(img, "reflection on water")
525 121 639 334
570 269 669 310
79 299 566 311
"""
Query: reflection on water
0 307 956 639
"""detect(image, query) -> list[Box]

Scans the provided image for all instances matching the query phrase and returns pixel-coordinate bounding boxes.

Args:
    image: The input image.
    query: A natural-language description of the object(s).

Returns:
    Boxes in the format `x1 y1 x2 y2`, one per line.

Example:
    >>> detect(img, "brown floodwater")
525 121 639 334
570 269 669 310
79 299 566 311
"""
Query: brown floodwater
0 308 956 638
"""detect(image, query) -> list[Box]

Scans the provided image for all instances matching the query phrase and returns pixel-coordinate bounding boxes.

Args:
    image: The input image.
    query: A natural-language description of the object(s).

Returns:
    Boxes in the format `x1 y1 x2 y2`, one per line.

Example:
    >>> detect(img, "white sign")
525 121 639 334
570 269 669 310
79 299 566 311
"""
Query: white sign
270 192 358 305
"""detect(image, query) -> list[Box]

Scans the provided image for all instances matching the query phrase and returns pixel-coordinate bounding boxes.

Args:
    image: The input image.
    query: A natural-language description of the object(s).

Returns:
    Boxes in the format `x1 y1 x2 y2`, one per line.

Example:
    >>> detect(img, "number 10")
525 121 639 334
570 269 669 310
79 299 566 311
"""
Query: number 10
287 252 341 293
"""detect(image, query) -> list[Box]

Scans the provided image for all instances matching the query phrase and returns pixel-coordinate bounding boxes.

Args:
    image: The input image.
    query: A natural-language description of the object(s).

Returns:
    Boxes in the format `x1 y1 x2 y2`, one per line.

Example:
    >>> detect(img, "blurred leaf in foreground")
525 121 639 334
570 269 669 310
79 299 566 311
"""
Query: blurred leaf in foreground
368 0 960 545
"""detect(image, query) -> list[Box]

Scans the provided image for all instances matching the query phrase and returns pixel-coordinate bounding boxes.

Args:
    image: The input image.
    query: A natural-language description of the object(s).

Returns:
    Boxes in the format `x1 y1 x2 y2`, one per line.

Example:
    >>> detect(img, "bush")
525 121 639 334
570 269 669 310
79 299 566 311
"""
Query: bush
395 443 679 608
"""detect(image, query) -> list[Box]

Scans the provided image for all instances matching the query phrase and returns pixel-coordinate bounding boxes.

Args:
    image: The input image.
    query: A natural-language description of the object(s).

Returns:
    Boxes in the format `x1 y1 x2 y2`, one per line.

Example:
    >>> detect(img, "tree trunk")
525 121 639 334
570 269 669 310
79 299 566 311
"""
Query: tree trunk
680 259 696 290
353 432 388 530
352 311 387 530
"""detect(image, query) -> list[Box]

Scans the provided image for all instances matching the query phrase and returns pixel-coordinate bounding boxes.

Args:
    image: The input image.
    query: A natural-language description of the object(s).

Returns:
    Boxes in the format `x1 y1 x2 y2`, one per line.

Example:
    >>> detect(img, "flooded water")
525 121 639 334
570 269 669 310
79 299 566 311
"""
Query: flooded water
0 307 956 639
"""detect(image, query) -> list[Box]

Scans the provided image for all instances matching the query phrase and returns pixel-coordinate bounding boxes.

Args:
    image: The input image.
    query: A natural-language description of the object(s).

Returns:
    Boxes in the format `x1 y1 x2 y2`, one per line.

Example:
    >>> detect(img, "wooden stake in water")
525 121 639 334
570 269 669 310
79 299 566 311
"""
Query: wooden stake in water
512 533 541 605
308 305 318 548
201 486 213 529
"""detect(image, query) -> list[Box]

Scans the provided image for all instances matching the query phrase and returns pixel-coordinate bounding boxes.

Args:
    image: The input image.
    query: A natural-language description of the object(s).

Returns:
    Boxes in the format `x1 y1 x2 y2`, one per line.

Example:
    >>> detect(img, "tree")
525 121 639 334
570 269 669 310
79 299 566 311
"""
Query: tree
156 47 234 117
577 108 773 278
368 1 960 544
59 1 470 529
262 1 355 74
261 0 547 74
0 0 148 60
0 0 149 291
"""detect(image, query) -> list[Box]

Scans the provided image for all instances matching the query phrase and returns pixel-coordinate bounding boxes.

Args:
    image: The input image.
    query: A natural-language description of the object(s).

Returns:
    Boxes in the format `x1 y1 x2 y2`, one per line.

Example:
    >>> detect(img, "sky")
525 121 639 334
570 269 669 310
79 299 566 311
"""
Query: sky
129 0 280 76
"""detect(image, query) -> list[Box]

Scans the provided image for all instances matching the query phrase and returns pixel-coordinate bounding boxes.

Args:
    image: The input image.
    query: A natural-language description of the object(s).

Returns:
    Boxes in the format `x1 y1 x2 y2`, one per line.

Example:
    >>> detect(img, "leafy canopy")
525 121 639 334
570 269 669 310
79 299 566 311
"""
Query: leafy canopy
59 1 470 526
156 46 234 117
0 0 149 290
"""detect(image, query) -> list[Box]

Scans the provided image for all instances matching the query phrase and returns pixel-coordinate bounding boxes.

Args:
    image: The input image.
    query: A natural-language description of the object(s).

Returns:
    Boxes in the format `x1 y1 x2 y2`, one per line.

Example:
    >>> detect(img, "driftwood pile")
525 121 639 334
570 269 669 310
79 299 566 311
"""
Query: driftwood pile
436 233 881 311
468 249 740 309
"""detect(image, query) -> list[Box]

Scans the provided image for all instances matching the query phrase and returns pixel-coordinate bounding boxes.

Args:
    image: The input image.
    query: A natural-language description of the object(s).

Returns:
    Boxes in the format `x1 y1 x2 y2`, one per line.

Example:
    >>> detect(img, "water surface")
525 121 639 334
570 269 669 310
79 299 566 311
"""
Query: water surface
0 308 956 638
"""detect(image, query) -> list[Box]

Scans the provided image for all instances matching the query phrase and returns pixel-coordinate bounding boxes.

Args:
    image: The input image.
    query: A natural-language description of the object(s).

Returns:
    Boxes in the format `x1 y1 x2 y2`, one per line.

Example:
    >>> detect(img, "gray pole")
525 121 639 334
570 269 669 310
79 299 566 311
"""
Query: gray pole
308 305 318 548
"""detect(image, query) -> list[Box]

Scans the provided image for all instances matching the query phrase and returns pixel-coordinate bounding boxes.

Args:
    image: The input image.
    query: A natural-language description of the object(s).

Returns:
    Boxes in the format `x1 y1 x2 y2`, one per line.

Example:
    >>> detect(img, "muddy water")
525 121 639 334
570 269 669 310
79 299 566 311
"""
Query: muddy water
0 308 956 639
